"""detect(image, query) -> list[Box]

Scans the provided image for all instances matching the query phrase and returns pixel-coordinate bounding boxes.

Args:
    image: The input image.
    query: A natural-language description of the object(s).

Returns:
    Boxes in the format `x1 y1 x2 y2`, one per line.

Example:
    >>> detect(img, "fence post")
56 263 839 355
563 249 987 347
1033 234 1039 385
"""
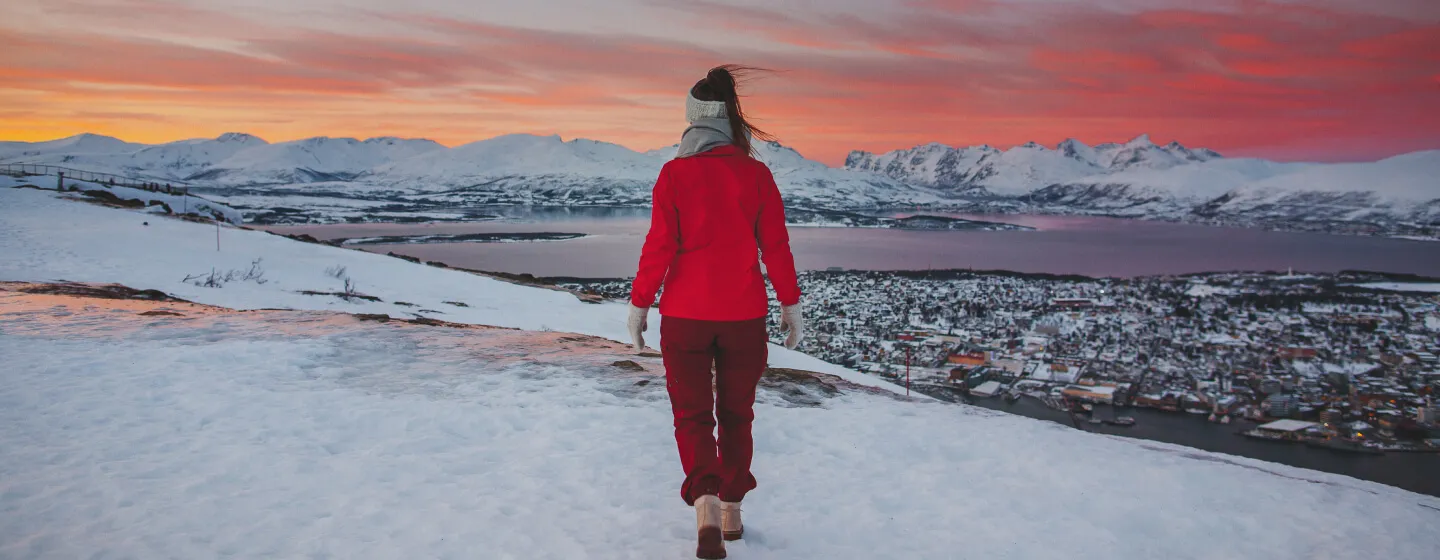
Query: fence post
57 171 65 191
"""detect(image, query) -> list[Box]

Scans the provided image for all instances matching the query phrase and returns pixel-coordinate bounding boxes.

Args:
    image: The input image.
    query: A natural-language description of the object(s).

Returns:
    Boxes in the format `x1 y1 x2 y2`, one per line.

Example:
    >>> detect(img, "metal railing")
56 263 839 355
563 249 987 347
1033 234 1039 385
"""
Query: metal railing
1 163 191 192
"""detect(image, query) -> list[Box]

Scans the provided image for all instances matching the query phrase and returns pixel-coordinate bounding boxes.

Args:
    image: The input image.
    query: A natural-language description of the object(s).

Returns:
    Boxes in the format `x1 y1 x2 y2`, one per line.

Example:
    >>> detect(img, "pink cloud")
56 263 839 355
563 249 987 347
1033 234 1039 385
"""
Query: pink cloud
0 0 1436 164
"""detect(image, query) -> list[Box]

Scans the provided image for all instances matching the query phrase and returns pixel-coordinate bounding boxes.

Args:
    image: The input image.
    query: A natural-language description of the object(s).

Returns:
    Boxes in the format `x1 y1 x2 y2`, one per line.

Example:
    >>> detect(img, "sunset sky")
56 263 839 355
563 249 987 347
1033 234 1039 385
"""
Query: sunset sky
2 0 1437 164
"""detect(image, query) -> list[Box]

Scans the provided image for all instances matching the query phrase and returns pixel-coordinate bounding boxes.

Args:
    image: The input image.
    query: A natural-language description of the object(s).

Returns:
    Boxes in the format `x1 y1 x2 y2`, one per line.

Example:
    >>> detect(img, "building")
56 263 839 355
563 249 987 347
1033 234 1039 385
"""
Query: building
1061 385 1117 404
1347 421 1375 439
1050 298 1095 309
1253 419 1320 440
1419 399 1439 426
1027 362 1081 384
1264 393 1302 418
971 381 1003 398
947 351 988 367
1276 347 1318 360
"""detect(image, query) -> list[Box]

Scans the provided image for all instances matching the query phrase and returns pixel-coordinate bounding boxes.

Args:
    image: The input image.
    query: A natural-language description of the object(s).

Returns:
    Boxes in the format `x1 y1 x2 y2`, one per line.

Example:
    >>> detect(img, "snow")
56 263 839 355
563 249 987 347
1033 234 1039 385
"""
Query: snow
1185 283 1236 297
1064 157 1309 201
0 132 147 160
206 136 445 185
4 187 1440 558
1324 362 1380 376
375 134 662 187
0 186 895 395
0 175 242 224
845 137 1437 221
1237 150 1440 202
5 293 1440 559
844 134 1223 196
972 380 1003 396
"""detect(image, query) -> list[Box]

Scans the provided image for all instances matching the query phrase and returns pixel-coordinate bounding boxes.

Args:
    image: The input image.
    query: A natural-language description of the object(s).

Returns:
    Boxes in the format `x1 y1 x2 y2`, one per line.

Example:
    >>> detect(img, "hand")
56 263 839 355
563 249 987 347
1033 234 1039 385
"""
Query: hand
627 304 650 351
780 303 804 350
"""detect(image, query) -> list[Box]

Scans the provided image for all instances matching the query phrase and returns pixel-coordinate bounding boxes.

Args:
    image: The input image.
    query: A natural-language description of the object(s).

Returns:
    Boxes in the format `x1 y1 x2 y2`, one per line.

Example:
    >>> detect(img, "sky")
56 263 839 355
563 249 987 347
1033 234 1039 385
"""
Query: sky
1 0 1437 165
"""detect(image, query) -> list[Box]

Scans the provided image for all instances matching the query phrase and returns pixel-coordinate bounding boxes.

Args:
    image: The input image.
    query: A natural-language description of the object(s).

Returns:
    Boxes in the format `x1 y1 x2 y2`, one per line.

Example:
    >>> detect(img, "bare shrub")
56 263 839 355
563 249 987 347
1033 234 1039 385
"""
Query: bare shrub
182 259 267 288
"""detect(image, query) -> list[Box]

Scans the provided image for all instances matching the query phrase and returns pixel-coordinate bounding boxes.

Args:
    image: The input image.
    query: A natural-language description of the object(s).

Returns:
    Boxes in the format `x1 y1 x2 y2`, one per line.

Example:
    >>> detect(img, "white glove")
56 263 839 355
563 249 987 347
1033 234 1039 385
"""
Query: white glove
627 304 650 351
780 303 804 350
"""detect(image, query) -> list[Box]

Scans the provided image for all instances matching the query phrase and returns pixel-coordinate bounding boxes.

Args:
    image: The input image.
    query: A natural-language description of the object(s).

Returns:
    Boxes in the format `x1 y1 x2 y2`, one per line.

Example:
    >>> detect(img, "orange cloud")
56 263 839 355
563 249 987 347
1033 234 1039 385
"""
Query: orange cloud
1 0 1436 165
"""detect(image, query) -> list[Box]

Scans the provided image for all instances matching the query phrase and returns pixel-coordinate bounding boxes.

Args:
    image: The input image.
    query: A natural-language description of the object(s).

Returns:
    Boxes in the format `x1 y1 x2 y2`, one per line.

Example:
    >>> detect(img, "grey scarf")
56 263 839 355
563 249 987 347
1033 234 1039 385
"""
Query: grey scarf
676 118 734 158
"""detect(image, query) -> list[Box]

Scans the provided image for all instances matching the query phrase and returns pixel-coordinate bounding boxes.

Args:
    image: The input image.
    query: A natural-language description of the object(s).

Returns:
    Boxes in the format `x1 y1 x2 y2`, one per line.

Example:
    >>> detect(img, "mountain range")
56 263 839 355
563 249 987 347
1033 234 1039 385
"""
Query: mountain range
1 132 1435 232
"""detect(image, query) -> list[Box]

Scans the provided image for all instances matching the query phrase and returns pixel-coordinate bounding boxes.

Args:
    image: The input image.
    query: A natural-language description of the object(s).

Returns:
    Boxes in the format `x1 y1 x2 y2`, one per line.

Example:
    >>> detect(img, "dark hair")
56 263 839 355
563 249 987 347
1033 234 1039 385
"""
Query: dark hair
690 64 777 157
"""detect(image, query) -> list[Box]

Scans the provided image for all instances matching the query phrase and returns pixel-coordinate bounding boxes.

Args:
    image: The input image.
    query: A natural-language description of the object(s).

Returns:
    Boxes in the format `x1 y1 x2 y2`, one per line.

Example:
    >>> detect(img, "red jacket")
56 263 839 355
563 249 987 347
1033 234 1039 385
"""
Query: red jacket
630 144 801 321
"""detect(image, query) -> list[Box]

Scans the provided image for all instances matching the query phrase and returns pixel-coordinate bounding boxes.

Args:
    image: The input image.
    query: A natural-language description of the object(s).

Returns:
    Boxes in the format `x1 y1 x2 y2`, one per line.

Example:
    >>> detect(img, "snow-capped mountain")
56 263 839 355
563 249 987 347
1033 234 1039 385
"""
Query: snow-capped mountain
0 133 148 161
1021 157 1313 216
373 134 661 188
1194 151 1440 224
845 134 1222 195
1021 150 1440 225
845 134 1436 232
2 132 1434 233
195 136 446 185
0 132 935 210
753 141 945 207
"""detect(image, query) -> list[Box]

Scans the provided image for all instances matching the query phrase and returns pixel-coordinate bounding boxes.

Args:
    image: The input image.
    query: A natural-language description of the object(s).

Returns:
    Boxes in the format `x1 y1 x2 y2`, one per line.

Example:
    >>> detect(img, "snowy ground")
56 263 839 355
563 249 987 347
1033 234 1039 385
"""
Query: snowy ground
4 288 1439 559
1 175 242 224
0 186 884 393
4 186 1440 559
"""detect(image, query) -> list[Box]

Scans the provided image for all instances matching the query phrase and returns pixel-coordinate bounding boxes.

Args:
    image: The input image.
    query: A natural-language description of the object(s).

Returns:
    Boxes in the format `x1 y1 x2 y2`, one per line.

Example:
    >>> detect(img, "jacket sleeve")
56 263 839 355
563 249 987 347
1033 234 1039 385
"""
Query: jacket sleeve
630 166 679 308
756 166 801 306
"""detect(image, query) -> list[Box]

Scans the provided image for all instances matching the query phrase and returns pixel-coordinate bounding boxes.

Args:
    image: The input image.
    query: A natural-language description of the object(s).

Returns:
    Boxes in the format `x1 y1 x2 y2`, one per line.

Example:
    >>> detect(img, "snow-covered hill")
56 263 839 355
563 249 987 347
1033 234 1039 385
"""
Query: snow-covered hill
1197 151 1440 224
1027 151 1440 223
4 184 1439 559
848 135 1436 230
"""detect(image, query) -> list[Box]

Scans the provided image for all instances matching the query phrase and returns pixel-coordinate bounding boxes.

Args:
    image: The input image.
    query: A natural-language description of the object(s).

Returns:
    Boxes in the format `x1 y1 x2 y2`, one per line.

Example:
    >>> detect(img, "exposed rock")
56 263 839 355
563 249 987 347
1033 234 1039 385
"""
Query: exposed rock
611 360 644 372
18 282 181 302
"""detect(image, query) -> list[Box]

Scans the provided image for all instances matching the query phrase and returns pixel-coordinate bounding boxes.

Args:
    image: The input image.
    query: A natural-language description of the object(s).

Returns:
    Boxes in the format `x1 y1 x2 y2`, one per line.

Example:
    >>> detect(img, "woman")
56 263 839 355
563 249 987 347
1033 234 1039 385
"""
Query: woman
627 65 804 560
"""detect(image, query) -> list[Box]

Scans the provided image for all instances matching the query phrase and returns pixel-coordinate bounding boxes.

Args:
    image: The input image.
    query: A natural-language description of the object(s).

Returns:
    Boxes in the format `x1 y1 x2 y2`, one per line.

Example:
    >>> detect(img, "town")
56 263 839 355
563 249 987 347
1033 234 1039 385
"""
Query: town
563 269 1440 454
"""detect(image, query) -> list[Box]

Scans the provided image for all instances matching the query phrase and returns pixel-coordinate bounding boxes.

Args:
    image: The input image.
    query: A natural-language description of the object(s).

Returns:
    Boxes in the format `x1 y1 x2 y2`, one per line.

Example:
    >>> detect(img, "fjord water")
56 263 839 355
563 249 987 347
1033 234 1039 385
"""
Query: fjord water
266 208 1440 279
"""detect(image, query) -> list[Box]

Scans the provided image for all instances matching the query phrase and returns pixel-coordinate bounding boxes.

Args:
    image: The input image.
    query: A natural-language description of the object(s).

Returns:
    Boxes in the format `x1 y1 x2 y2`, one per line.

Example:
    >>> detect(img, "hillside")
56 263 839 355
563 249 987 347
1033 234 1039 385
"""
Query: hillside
3 183 1440 559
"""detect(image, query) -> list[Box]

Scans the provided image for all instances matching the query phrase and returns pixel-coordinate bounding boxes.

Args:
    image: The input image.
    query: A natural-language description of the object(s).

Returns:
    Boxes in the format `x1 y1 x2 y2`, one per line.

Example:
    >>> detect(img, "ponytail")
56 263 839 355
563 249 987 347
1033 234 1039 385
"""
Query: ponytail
691 64 777 157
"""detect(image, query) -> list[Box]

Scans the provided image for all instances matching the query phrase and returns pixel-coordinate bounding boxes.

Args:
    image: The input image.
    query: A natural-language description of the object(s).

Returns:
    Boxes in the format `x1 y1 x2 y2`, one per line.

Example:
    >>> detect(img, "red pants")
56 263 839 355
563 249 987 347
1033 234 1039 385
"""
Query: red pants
660 315 768 505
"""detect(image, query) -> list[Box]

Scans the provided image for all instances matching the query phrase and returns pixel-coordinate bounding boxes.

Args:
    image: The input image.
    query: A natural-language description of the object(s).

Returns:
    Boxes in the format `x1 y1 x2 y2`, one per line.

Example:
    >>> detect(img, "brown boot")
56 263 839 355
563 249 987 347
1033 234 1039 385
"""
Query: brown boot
694 495 726 559
721 501 743 541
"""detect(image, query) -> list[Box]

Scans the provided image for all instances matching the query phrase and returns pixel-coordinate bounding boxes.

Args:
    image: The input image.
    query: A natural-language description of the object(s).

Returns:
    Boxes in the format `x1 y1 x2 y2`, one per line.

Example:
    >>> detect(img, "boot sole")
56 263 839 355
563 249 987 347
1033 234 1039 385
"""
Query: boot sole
723 529 743 541
697 526 726 559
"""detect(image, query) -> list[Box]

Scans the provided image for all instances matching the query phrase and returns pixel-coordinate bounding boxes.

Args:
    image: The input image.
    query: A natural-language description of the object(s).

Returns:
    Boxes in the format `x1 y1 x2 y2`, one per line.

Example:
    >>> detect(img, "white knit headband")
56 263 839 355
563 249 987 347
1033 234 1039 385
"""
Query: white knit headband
686 92 727 123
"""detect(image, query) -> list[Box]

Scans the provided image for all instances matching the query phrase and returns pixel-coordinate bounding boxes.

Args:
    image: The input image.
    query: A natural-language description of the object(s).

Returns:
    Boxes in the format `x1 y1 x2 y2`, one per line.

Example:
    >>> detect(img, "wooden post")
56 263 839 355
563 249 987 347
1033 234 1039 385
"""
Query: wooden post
56 171 64 191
